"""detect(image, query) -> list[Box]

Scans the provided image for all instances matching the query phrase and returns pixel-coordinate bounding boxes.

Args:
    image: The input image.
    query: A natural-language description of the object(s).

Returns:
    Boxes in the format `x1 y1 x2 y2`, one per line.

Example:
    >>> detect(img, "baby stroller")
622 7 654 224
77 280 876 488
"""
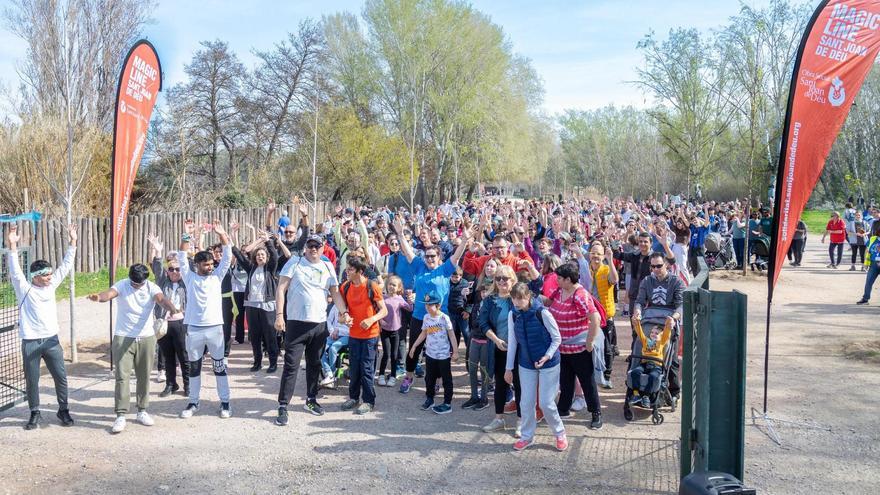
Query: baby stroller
704 233 738 271
750 235 771 272
624 310 679 425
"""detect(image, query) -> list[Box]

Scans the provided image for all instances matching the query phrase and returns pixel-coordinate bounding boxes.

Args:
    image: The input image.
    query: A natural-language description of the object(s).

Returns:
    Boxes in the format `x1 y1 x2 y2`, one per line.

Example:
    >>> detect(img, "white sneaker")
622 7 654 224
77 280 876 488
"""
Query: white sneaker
219 403 232 419
136 411 154 426
378 375 387 386
571 396 587 412
387 376 397 387
180 403 199 419
514 419 522 439
111 416 126 433
481 417 506 433
319 375 336 388
156 371 165 383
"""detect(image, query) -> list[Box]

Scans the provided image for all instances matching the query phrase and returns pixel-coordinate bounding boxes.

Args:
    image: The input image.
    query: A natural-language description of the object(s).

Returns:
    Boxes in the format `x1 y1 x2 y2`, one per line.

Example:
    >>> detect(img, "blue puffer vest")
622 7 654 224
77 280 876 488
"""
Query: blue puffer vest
512 300 560 371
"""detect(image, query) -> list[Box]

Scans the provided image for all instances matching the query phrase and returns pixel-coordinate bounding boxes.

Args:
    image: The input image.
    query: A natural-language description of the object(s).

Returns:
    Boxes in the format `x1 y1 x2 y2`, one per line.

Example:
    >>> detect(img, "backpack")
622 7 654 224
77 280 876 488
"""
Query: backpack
340 280 382 314
550 287 607 329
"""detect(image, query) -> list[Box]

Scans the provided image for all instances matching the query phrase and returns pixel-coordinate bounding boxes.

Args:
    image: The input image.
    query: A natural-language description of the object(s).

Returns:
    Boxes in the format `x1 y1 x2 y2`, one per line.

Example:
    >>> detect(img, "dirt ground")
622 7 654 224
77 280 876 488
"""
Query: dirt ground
1 238 878 495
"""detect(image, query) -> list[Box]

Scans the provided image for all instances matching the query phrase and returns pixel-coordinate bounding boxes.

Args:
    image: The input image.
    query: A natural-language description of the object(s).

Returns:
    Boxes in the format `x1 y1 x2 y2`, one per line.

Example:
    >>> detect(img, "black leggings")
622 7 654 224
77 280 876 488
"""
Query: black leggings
557 350 601 415
247 307 278 366
405 317 424 373
493 346 521 417
379 329 400 376
158 320 189 388
425 356 453 404
829 242 844 265
278 320 328 405
233 292 246 343
851 243 866 265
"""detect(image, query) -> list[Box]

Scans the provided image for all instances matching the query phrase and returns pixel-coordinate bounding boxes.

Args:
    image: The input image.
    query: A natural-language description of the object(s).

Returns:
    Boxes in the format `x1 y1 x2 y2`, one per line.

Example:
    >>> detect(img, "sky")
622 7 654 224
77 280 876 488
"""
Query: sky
0 0 778 116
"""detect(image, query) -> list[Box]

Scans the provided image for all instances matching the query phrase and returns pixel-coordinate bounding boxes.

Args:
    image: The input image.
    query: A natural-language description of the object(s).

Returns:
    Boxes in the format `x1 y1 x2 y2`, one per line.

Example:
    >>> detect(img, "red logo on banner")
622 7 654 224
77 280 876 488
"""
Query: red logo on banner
771 0 880 292
110 40 162 271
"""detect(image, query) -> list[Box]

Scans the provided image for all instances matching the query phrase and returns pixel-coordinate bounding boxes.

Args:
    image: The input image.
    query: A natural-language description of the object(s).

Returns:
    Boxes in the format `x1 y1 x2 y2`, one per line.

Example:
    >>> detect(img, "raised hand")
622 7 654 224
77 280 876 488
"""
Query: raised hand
267 201 277 213
147 233 164 252
212 220 227 237
67 223 78 245
7 224 20 248
230 222 240 232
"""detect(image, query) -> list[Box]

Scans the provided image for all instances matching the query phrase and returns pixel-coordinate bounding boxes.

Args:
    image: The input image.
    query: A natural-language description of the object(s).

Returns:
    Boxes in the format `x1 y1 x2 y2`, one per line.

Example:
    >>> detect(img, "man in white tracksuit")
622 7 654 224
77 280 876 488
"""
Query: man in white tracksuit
176 221 233 419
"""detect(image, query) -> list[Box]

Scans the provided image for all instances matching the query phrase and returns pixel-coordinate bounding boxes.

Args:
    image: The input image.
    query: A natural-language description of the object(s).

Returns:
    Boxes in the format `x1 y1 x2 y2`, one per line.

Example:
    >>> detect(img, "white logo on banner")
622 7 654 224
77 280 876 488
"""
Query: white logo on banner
829 77 846 107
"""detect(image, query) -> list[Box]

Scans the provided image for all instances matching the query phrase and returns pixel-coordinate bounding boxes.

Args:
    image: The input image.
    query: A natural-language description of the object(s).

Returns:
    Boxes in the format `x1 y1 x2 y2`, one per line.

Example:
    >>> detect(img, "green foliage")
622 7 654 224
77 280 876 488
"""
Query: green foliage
801 209 833 236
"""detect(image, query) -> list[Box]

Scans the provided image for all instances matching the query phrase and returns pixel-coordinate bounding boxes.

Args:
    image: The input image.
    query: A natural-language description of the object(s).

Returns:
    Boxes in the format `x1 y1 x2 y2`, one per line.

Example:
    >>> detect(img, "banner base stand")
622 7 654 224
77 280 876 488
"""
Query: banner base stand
749 407 831 446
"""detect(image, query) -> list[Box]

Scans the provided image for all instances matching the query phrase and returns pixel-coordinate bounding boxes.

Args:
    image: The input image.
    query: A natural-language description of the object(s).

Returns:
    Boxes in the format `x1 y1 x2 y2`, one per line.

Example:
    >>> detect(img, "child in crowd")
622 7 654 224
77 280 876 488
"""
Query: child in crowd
320 298 350 389
378 276 411 387
463 279 493 410
447 267 472 347
409 291 458 414
630 318 672 408
505 282 566 452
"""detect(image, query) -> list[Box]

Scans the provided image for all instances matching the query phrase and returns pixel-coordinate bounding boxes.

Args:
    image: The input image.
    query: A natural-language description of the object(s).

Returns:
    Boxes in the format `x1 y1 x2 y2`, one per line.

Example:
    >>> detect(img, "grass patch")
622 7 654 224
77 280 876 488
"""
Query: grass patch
55 267 129 300
842 340 880 365
802 209 832 236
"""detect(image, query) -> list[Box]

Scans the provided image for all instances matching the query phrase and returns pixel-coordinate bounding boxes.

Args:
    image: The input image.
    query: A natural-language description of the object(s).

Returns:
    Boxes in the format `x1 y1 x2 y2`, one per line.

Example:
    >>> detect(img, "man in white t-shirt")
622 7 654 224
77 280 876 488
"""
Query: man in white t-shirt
88 264 178 433
174 220 233 419
273 234 351 425
6 224 77 430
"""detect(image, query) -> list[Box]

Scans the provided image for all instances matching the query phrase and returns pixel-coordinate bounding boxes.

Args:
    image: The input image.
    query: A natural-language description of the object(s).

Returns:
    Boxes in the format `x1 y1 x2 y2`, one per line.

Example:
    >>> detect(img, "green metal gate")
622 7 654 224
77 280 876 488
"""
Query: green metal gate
680 258 749 481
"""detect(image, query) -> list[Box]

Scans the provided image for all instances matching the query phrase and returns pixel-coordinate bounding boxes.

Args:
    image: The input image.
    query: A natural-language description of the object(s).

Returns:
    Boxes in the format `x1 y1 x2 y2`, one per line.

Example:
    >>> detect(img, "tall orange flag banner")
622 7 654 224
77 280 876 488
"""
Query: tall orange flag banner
764 0 880 414
110 40 162 278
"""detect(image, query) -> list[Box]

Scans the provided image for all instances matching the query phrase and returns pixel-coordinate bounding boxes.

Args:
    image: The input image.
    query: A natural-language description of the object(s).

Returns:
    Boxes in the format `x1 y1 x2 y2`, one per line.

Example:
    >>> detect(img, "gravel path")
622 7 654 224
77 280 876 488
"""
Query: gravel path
1 238 877 494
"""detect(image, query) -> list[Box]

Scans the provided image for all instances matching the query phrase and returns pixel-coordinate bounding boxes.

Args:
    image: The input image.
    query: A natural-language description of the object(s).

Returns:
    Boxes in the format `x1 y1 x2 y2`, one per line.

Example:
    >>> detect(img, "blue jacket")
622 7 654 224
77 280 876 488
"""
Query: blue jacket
511 301 560 371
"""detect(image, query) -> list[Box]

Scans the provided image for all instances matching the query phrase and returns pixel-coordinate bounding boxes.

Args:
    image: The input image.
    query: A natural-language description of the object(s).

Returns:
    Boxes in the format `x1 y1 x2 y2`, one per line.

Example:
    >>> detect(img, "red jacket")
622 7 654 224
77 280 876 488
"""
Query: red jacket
462 250 534 277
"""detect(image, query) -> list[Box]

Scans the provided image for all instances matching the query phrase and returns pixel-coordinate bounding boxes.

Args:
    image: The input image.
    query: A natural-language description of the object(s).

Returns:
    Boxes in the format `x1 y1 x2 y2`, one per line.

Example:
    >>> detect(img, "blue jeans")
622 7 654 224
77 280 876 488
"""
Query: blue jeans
862 263 880 301
321 336 349 376
348 337 378 405
733 237 745 267
451 313 470 347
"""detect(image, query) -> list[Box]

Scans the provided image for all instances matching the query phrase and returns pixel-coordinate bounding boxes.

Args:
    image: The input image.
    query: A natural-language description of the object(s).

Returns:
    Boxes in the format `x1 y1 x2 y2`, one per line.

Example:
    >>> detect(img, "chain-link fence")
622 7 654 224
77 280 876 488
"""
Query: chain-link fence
0 248 29 412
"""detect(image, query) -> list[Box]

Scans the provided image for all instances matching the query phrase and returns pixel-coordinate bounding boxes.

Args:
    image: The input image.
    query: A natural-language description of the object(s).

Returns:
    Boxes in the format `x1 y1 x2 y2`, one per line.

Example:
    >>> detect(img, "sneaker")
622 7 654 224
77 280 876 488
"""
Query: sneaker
629 394 642 406
590 412 603 430
387 376 397 387
570 396 587 412
850 265 857 271
156 371 165 383
399 376 413 394
641 396 651 408
158 384 177 398
834 264 840 269
354 403 373 415
474 399 491 411
319 375 336 389
558 410 573 418
377 375 387 386
111 415 126 433
304 400 325 416
421 398 435 411
25 411 41 430
56 409 74 427
432 403 452 415
513 438 534 451
826 263 834 268
220 402 232 419
503 400 518 414
461 397 481 409
481 417 506 432
415 363 425 378
180 403 199 418
266 364 277 373
556 433 569 452
602 378 613 390
857 299 869 305
341 399 359 411
136 411 155 426
514 419 522 438
275 407 289 426
250 363 262 372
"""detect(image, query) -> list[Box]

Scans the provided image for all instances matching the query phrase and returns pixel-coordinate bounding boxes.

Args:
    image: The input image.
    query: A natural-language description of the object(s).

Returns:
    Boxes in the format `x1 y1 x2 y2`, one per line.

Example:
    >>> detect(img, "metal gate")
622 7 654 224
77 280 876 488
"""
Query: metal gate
0 247 30 412
680 258 749 481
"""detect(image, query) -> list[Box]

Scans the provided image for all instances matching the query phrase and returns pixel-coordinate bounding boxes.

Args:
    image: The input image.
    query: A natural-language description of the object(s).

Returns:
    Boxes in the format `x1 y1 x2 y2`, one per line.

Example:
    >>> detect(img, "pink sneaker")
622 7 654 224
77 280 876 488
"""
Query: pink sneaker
556 433 568 452
513 438 534 451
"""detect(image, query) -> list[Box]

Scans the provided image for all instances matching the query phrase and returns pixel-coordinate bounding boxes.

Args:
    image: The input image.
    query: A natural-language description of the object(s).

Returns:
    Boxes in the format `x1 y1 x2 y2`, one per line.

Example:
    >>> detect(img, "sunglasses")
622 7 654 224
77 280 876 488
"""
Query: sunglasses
166 267 180 272
650 264 665 269
495 276 511 282
306 243 322 249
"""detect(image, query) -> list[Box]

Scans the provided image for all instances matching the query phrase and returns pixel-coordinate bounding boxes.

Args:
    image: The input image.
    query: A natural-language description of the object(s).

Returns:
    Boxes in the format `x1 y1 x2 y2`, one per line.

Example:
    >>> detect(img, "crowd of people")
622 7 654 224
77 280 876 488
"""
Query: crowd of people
5 193 879 451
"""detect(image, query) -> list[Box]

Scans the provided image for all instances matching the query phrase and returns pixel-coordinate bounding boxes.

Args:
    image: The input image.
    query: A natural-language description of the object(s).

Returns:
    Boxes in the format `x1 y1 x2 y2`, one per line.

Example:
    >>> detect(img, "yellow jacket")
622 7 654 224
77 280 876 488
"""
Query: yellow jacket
633 319 671 362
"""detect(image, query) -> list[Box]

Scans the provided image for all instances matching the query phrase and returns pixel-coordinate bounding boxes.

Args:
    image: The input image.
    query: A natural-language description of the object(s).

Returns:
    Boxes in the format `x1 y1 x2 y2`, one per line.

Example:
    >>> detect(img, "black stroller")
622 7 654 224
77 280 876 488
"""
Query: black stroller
750 235 771 272
704 233 737 270
624 310 679 425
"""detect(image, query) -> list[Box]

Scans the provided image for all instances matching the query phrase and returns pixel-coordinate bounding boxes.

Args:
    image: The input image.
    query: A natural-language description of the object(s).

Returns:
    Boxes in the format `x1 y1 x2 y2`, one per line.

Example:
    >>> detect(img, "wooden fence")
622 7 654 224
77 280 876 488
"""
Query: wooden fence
1 202 346 272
